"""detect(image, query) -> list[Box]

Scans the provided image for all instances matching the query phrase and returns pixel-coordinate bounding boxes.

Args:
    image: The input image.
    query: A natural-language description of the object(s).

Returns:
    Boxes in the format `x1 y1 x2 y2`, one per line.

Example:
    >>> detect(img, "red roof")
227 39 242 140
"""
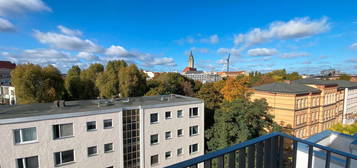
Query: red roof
0 61 16 69
183 67 197 72
217 71 246 75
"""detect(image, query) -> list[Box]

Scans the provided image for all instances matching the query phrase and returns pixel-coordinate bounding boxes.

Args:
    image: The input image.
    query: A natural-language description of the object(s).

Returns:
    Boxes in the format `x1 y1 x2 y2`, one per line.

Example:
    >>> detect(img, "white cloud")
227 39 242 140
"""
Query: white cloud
200 34 219 44
76 52 97 61
280 52 309 58
350 42 357 49
141 57 177 67
0 0 51 16
57 25 82 36
105 45 128 56
0 17 14 32
188 47 209 54
247 48 278 56
234 17 329 46
217 48 240 56
33 30 103 52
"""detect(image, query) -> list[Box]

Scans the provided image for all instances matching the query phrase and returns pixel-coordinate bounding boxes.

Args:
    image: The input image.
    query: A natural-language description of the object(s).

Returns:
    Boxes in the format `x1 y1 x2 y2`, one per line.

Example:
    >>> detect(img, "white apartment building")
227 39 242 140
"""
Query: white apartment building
182 71 222 83
0 85 16 105
0 94 204 168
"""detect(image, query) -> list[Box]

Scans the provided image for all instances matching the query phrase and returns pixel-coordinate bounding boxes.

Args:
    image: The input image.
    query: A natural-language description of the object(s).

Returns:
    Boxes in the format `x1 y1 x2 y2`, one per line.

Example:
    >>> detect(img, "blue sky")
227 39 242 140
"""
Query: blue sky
0 0 357 74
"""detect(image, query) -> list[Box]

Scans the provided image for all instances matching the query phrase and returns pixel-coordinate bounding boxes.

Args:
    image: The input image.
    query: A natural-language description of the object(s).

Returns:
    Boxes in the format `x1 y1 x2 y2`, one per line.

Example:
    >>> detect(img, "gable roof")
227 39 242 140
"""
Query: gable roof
252 82 320 94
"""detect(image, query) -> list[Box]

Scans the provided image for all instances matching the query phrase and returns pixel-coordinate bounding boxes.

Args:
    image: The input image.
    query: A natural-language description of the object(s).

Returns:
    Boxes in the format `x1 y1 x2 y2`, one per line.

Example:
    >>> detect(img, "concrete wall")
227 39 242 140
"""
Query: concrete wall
343 88 357 124
0 112 122 168
142 102 204 168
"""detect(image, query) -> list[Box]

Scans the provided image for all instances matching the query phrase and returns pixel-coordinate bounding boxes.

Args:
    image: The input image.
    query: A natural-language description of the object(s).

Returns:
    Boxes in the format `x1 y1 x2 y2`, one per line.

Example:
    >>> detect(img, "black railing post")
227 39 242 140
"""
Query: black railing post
256 142 264 168
271 136 278 167
278 136 284 168
204 160 211 168
345 157 351 168
248 144 255 168
308 145 313 168
292 141 298 168
218 155 224 168
239 148 246 168
228 151 236 168
325 151 331 168
264 138 271 168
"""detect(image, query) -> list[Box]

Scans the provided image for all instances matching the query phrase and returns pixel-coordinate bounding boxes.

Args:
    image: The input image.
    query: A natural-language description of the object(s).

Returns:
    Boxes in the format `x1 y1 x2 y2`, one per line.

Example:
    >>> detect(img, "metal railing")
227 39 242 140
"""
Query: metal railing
166 132 357 168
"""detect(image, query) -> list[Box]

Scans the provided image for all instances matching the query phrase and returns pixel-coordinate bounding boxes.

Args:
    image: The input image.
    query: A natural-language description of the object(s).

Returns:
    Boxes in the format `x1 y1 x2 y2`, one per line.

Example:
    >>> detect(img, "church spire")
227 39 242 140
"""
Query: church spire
188 51 194 68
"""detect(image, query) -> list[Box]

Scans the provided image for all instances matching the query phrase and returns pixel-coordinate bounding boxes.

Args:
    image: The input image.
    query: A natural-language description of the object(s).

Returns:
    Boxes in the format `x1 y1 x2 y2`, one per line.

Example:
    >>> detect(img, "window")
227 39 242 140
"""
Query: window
189 144 198 154
54 150 74 166
165 151 171 159
189 126 199 136
177 148 183 156
177 129 183 137
53 123 73 139
106 166 114 168
16 156 39 168
151 134 158 145
151 155 158 166
165 111 172 119
189 107 198 117
177 110 183 118
87 121 96 131
14 127 37 144
165 131 172 140
87 146 97 157
104 143 113 152
103 119 113 128
150 113 158 124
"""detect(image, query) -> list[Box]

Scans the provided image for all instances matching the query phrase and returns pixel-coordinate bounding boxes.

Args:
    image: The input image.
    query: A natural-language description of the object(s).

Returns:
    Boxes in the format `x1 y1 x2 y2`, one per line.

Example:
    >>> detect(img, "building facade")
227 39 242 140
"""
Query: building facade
0 85 16 105
251 79 344 138
0 94 204 168
0 61 16 85
182 71 222 83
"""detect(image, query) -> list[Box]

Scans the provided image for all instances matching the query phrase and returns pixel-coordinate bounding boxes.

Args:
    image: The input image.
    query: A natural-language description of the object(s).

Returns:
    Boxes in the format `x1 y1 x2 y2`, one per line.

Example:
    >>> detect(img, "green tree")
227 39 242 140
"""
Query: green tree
96 60 127 98
42 65 65 101
206 98 280 151
338 74 351 81
65 65 84 99
119 64 147 97
80 63 104 98
145 73 195 96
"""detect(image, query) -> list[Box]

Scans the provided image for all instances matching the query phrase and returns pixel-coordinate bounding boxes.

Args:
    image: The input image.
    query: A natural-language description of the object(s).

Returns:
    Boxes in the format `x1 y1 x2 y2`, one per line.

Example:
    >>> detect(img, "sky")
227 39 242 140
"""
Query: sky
0 0 357 74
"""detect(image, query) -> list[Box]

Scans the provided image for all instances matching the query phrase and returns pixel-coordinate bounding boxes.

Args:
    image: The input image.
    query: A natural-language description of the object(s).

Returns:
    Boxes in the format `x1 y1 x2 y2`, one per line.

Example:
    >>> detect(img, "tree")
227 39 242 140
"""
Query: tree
145 73 196 96
65 65 84 99
338 74 351 81
329 123 357 135
206 98 280 151
96 60 127 98
11 64 64 104
80 63 104 98
286 72 301 80
220 77 250 102
119 64 147 97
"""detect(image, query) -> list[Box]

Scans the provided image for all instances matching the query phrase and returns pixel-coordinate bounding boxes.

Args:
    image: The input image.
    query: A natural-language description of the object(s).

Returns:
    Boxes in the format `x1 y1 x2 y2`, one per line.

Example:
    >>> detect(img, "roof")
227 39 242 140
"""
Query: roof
0 61 16 69
0 94 203 123
252 82 321 94
324 80 357 89
293 78 338 86
217 71 246 75
183 67 197 72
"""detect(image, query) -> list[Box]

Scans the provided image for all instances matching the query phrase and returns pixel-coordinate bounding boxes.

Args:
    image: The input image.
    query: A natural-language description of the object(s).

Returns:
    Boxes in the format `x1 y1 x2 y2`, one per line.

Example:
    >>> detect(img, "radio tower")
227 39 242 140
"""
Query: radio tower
226 53 230 72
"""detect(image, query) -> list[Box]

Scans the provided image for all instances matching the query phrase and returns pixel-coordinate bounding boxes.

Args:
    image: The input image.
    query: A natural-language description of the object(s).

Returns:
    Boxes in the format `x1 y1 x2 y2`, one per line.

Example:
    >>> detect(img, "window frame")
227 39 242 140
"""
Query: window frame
189 125 199 136
150 134 159 145
189 107 199 118
53 123 74 140
54 149 75 166
177 129 183 137
165 131 172 140
13 127 38 144
103 119 113 129
16 156 39 168
104 143 114 153
150 113 158 124
177 148 183 156
165 111 172 119
189 143 199 154
87 146 98 157
165 151 172 159
86 121 97 131
150 154 159 166
177 110 183 118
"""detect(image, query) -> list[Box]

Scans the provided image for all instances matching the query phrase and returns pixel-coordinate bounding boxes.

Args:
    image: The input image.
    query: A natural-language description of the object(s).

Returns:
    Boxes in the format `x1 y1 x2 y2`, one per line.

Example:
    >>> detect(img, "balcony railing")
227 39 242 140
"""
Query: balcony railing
166 132 357 168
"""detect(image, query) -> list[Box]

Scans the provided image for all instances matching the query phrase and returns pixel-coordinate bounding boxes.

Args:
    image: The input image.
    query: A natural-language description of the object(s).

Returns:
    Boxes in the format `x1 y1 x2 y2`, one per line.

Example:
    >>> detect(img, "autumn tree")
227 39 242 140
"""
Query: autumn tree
80 63 104 98
206 98 280 151
11 64 64 104
220 77 250 101
338 74 351 81
119 64 147 97
96 60 127 98
64 65 84 99
329 123 357 135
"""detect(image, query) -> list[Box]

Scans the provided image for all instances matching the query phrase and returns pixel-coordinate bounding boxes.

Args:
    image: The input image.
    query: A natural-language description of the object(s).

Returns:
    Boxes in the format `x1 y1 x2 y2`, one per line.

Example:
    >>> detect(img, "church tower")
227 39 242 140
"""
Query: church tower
188 51 194 68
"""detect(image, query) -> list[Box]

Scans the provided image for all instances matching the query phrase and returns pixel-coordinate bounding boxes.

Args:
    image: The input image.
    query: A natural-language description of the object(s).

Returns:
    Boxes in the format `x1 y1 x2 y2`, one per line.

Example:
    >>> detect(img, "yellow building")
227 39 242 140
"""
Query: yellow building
251 79 344 138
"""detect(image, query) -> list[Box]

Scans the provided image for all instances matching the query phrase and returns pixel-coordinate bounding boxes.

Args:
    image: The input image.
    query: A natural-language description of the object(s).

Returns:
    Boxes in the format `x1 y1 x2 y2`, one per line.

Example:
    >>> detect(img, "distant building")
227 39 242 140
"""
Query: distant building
321 69 340 77
217 71 247 78
0 94 204 168
181 51 221 83
296 130 357 168
0 61 16 85
251 79 344 138
0 85 16 105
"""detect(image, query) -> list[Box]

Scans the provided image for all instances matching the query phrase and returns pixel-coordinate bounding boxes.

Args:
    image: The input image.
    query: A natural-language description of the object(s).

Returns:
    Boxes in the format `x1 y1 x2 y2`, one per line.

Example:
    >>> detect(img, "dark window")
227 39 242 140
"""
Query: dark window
151 134 158 144
16 156 39 168
189 107 198 117
104 119 113 128
14 127 37 144
177 148 183 156
165 111 171 119
165 131 171 140
53 123 73 139
150 155 158 165
165 151 171 159
104 143 113 152
150 113 158 123
177 110 183 118
54 150 74 166
189 125 199 136
87 121 96 131
189 144 198 154
87 146 97 156
177 129 183 137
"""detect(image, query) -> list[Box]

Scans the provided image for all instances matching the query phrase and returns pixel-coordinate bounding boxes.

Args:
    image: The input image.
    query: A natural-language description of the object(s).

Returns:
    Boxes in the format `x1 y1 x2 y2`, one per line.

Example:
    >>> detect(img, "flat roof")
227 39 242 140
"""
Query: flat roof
0 94 202 122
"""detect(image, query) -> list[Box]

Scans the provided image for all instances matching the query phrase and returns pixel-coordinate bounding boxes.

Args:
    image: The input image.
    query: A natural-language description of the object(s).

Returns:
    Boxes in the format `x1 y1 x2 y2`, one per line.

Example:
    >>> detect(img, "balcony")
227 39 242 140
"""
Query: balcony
166 132 357 168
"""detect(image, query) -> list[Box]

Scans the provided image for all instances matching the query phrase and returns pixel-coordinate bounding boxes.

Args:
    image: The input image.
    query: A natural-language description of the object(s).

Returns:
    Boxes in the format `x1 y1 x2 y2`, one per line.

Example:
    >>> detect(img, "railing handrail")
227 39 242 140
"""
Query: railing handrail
166 132 357 168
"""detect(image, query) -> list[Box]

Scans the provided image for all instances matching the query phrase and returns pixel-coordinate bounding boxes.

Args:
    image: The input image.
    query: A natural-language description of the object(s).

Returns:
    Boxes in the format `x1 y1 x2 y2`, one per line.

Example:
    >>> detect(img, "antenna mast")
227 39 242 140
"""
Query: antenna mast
226 53 230 72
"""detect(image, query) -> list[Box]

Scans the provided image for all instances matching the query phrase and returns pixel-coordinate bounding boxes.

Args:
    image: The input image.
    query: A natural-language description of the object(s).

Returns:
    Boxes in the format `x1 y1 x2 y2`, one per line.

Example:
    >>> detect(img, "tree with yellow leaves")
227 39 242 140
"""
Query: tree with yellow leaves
220 77 250 102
